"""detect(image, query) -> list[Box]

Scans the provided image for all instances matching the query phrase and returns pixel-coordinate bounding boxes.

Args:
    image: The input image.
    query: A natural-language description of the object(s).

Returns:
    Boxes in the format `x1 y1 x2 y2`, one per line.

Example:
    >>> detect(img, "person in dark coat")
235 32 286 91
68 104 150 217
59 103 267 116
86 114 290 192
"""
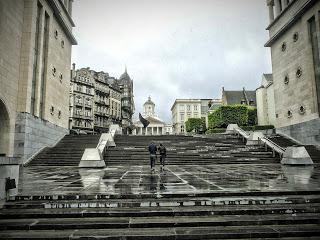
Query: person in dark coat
158 143 167 169
148 142 157 171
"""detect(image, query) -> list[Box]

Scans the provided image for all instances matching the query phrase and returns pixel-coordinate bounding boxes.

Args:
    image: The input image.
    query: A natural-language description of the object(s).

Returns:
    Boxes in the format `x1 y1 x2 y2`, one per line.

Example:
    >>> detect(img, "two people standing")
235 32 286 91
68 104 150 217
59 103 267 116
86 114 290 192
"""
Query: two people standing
148 142 167 171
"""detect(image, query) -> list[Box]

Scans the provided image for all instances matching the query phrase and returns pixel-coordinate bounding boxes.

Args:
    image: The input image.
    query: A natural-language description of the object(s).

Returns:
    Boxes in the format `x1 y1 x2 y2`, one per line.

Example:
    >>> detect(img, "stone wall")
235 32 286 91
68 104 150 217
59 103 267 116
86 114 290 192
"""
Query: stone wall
0 0 24 156
14 112 69 164
268 1 320 128
277 118 320 146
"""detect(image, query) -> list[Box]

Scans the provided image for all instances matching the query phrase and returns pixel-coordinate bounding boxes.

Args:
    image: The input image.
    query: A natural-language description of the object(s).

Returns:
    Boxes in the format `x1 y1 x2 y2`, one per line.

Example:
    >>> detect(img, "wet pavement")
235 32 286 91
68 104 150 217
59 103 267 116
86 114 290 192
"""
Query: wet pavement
16 164 320 196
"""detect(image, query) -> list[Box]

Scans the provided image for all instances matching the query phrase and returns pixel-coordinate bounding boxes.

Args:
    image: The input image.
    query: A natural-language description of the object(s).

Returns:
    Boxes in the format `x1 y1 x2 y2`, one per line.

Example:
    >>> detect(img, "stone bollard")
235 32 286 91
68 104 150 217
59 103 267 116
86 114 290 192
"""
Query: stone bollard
246 132 265 146
226 124 239 134
281 146 313 165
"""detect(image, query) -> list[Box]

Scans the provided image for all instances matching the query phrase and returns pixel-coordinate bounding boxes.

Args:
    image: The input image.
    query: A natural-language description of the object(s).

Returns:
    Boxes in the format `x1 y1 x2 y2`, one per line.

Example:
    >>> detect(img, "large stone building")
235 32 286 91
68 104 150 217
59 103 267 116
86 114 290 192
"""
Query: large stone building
262 0 320 144
118 68 135 134
171 99 214 134
133 97 166 135
0 0 76 163
69 67 122 133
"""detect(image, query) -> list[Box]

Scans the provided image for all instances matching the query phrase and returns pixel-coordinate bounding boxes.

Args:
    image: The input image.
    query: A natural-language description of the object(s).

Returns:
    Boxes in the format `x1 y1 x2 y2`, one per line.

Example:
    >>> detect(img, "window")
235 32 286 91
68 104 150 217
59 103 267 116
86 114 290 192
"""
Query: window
187 105 191 111
287 110 293 118
296 67 302 78
281 42 287 52
50 106 54 115
52 67 56 76
284 75 289 84
179 105 185 111
299 106 306 114
293 32 299 42
194 105 198 111
54 30 58 39
58 110 61 119
61 40 65 48
180 114 184 122
59 73 63 82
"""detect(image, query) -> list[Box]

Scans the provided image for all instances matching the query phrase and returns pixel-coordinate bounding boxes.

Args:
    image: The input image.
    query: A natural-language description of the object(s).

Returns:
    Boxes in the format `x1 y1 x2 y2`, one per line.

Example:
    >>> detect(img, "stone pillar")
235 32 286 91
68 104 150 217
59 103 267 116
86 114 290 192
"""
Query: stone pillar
151 127 154 136
274 0 281 16
140 127 143 135
267 0 275 22
157 127 159 135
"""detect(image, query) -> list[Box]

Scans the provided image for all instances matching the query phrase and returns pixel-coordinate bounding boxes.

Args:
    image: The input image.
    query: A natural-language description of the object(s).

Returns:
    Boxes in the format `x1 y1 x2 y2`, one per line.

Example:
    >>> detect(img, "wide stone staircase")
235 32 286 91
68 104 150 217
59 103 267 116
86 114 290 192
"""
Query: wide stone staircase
28 134 101 166
1 134 319 239
1 191 320 239
105 134 280 165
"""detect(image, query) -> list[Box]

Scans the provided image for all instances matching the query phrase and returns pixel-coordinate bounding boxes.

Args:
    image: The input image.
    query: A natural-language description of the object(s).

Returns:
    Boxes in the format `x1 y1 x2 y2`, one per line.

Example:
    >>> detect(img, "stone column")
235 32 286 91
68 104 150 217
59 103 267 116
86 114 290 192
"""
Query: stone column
157 127 159 135
140 127 143 135
151 127 154 135
267 0 275 22
274 0 281 16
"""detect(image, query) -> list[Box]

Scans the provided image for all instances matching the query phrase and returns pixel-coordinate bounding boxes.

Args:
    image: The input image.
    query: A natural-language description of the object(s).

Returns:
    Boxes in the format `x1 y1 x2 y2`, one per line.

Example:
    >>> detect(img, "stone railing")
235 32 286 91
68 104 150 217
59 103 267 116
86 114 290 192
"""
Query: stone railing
258 136 285 158
78 124 121 168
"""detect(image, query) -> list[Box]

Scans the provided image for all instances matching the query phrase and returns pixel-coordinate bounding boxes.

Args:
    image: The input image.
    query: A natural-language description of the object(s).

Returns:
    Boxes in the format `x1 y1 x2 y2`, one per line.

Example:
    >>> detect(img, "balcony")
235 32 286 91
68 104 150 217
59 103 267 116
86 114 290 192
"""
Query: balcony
74 101 83 106
73 113 83 118
95 99 110 106
95 110 109 117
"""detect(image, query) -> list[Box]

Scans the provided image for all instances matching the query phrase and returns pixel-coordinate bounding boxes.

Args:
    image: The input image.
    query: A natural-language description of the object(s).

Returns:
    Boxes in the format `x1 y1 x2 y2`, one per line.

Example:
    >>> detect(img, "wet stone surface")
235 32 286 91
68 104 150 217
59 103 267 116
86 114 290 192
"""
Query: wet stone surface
17 164 320 196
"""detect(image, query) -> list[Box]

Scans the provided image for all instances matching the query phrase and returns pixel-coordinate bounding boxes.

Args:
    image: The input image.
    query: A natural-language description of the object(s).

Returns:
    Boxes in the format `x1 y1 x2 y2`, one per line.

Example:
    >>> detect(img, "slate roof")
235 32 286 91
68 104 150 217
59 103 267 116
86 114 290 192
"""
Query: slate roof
223 88 256 106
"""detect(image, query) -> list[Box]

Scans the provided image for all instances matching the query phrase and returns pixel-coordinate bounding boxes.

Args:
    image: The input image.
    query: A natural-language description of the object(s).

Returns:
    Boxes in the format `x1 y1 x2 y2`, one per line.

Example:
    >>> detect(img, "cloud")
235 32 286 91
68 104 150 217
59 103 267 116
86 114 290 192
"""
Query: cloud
71 0 272 122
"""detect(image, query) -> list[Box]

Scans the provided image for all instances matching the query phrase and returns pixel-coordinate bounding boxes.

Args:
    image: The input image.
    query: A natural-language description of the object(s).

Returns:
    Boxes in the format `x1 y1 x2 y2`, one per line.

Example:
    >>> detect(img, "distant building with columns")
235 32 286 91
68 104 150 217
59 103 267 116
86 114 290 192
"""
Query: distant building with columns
132 97 166 135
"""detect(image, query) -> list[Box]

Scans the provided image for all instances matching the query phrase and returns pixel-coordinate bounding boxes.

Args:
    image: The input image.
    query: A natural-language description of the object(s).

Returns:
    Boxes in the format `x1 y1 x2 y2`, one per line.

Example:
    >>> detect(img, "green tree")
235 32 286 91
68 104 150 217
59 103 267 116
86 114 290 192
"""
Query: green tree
185 118 206 133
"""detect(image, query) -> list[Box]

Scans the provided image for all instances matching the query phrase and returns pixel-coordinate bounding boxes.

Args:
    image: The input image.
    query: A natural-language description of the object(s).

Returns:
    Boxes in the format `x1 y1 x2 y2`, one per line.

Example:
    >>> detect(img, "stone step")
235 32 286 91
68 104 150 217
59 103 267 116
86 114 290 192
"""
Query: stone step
0 224 319 239
1 213 320 231
2 202 320 219
4 194 320 209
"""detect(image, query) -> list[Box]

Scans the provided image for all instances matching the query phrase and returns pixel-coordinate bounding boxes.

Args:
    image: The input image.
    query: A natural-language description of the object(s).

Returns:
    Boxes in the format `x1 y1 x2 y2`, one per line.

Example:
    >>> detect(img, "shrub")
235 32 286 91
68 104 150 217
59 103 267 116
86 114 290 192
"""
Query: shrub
254 125 275 130
208 105 249 128
247 107 257 126
240 126 254 131
206 128 226 134
185 118 206 133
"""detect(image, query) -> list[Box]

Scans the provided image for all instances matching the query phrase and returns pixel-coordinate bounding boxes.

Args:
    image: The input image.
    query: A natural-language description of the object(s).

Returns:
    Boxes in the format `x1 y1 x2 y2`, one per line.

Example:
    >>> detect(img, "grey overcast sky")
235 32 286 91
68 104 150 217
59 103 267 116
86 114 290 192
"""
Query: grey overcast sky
71 0 272 122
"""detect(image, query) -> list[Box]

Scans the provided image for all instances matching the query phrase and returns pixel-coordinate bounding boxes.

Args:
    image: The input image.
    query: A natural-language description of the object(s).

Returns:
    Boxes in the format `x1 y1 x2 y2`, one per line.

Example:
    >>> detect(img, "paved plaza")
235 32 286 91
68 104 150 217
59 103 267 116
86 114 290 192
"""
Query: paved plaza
17 164 320 197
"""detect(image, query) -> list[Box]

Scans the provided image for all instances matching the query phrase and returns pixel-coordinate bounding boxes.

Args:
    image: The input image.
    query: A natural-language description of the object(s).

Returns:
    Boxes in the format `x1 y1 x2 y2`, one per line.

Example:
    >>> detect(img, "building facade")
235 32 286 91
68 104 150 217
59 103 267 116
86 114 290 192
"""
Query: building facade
69 67 129 133
94 71 110 133
256 74 276 126
264 0 320 144
0 0 76 163
133 97 166 135
171 99 213 134
118 68 135 134
69 66 94 132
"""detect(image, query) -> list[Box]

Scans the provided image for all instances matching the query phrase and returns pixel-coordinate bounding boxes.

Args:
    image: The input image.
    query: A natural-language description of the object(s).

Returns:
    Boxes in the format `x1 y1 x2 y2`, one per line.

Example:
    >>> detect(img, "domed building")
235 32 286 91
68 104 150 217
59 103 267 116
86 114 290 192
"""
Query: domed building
133 97 166 135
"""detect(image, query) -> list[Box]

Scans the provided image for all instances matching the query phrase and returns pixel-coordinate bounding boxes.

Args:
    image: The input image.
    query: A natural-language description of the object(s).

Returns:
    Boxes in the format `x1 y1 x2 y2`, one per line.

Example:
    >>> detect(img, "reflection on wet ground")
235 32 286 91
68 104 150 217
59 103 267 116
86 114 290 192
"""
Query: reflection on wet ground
17 164 320 196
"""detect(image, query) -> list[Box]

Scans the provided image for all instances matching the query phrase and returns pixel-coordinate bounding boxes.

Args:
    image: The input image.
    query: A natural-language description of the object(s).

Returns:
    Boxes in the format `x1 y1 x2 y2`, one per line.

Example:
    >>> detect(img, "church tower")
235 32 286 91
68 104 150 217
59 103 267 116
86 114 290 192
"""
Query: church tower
143 96 155 117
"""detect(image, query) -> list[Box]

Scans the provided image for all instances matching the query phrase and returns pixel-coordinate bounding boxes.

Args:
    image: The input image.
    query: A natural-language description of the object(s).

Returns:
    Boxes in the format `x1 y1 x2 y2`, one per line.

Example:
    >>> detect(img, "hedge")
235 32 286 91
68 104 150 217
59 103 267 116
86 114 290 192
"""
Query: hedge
185 118 206 133
208 105 250 128
206 128 226 134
